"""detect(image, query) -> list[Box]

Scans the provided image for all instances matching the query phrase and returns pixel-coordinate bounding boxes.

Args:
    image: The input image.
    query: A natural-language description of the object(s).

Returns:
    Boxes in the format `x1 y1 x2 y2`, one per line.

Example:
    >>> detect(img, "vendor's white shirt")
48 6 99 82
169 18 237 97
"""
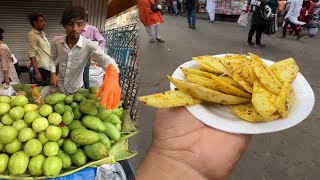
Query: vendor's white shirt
50 35 118 94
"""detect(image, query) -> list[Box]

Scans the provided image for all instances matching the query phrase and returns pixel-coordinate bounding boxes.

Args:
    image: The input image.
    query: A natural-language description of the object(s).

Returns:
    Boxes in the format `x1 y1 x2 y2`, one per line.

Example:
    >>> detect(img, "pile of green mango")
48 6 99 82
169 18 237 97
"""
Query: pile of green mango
0 87 137 178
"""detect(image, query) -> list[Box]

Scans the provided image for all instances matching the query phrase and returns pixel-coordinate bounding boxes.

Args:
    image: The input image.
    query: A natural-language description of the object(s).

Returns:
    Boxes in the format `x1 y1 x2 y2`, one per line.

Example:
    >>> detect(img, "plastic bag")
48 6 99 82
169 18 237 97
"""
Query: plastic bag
96 162 127 180
0 85 15 96
50 167 96 180
237 11 251 27
89 65 105 88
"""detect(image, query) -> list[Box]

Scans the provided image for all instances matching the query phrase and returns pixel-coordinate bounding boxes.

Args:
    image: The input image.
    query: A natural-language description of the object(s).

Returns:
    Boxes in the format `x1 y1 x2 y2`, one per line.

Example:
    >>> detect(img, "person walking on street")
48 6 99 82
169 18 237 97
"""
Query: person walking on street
27 12 51 86
0 28 20 85
297 1 320 38
206 0 216 23
81 11 106 89
247 0 272 47
186 0 197 29
173 0 178 15
269 0 279 14
138 0 165 42
167 0 174 15
281 0 306 38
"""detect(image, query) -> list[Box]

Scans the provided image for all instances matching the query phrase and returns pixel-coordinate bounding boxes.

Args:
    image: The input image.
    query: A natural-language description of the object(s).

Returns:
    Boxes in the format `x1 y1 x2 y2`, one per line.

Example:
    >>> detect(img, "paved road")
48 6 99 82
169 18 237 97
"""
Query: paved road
130 14 319 179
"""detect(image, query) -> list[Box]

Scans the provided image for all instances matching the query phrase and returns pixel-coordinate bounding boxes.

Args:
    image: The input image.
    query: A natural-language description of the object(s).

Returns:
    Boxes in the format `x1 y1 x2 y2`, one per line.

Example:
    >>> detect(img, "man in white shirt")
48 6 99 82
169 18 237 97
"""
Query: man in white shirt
50 6 119 96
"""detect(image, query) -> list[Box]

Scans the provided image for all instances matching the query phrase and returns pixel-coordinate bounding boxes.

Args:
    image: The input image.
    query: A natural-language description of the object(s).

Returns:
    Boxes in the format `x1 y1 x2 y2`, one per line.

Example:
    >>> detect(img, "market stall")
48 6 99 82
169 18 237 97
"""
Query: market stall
0 84 138 179
215 0 246 15
180 0 246 16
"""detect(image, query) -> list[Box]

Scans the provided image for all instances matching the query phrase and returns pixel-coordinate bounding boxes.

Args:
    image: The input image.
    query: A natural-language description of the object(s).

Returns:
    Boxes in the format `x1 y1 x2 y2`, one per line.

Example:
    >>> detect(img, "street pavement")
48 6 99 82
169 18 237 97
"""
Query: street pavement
129 14 320 179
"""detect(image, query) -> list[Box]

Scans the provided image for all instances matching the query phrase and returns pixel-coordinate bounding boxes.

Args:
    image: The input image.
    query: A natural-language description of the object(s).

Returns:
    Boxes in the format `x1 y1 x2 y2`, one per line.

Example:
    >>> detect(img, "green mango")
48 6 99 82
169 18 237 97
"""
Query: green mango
62 111 74 125
73 107 83 120
84 142 108 160
79 99 98 116
70 129 100 145
103 122 121 141
57 150 72 169
82 115 105 132
45 93 67 105
70 149 87 167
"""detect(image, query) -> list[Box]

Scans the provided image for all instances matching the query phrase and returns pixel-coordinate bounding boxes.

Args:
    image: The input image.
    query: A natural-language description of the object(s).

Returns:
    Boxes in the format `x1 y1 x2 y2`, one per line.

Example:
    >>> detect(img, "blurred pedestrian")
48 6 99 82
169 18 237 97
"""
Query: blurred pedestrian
247 0 272 47
186 0 197 29
173 0 178 15
0 28 20 85
177 0 182 13
280 0 306 38
12 54 22 78
138 0 165 42
27 12 51 86
269 0 279 14
297 1 320 38
206 0 216 23
167 0 174 14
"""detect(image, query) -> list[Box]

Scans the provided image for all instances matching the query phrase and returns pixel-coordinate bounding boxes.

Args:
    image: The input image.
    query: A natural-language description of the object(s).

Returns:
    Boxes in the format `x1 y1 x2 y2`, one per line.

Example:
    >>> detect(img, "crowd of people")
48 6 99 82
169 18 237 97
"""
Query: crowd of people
0 6 119 98
138 0 319 45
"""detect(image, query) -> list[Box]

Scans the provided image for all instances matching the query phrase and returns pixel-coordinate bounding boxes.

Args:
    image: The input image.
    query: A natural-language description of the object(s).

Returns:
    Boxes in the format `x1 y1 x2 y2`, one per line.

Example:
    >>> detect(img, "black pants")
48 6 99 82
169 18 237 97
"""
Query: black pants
83 60 90 89
36 68 51 86
14 63 21 77
248 23 264 44
168 7 174 14
282 19 298 37
177 2 181 13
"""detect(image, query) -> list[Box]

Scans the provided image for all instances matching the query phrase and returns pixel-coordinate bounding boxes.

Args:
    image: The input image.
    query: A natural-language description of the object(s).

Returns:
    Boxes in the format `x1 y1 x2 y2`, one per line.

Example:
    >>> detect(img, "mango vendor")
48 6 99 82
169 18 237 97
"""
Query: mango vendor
50 6 120 109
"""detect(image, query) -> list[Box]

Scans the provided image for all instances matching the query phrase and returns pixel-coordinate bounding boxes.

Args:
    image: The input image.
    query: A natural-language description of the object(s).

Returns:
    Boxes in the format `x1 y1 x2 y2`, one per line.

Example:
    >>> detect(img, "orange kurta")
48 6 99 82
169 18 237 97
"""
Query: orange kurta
138 0 164 26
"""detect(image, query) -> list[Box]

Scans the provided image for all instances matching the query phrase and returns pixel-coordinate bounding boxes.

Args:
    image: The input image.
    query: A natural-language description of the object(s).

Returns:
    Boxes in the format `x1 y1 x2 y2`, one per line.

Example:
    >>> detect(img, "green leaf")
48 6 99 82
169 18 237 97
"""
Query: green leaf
121 110 137 132
109 139 137 161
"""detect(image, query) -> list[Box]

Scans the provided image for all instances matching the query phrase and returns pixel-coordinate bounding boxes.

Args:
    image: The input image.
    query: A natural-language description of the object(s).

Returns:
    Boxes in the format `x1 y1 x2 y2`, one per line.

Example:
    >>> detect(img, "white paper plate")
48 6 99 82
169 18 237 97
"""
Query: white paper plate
170 55 315 134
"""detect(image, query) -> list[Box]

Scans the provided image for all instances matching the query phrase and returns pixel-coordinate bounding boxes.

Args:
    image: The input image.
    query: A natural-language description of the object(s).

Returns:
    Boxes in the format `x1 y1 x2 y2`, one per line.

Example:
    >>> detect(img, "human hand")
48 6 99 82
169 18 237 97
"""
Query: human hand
35 71 42 82
245 5 250 13
50 73 59 86
138 107 252 179
4 78 10 85
96 64 121 110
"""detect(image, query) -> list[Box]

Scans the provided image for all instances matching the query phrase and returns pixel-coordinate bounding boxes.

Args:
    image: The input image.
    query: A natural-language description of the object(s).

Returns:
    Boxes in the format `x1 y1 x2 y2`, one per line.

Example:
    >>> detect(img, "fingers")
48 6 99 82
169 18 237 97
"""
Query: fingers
100 88 110 106
96 82 105 98
36 76 42 82
106 92 114 110
50 73 57 86
111 87 121 109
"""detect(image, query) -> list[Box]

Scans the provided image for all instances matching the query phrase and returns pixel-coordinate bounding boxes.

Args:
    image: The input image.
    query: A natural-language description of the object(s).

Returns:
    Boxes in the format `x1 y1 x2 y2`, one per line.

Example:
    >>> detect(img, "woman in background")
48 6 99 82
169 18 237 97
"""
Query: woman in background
138 0 165 42
206 0 216 23
0 28 20 85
